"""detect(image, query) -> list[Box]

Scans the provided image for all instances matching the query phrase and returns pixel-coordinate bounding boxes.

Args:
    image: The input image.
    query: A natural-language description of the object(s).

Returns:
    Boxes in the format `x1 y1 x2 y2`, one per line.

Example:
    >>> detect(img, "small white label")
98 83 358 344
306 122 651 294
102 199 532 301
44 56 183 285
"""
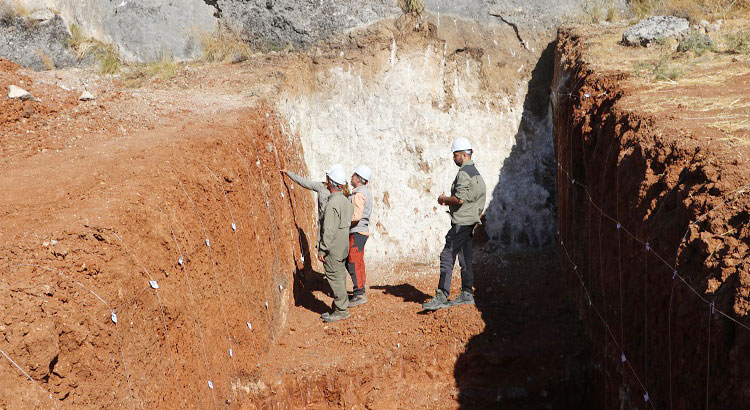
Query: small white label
279 284 283 291
265 301 269 309
621 353 626 363
616 223 622 230
265 113 269 118
265 200 269 207
584 93 590 98
205 238 210 247
645 242 650 251
256 160 261 167
178 257 184 266
281 192 285 198
231 222 237 231
149 280 159 289
588 298 592 306
111 311 118 324
247 322 252 330
573 265 577 270
672 270 678 279
301 255 305 263
208 380 214 389
229 348 233 358
643 393 649 402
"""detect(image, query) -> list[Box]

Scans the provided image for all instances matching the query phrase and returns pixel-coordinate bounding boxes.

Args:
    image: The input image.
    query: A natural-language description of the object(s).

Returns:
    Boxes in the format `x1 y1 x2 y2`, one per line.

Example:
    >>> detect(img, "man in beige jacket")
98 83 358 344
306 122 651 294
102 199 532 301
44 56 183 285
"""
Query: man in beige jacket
318 164 355 323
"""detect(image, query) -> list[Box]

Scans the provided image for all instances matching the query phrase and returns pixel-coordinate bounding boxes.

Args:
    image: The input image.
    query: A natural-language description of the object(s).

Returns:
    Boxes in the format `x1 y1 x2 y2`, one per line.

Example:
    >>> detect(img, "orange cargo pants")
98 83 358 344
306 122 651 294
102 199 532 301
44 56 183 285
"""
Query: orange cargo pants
346 233 368 296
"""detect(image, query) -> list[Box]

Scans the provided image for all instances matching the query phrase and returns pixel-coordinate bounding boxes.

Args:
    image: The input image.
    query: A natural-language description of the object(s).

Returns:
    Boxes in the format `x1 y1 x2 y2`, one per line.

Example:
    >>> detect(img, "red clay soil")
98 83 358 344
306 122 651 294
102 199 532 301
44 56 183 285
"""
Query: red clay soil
234 252 591 410
0 78 317 407
0 51 593 408
554 26 750 409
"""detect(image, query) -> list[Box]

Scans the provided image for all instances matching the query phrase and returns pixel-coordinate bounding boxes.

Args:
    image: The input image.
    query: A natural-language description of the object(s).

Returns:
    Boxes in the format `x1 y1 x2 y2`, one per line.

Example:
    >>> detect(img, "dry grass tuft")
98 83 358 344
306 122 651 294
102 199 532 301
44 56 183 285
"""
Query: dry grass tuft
121 56 181 88
97 45 120 75
35 49 55 70
725 30 750 54
633 46 683 82
629 0 750 21
201 26 252 63
398 0 424 16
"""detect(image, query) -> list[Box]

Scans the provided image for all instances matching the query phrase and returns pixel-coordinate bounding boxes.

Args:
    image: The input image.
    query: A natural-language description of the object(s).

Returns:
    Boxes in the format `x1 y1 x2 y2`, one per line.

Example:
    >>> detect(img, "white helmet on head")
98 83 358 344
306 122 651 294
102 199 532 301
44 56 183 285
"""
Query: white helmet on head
353 165 371 182
451 137 473 153
326 164 347 186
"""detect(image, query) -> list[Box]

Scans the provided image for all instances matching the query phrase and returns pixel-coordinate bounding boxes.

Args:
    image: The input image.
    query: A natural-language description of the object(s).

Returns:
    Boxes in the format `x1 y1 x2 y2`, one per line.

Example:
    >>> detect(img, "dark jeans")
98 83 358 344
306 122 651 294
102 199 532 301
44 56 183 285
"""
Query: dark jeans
438 224 475 296
346 233 368 296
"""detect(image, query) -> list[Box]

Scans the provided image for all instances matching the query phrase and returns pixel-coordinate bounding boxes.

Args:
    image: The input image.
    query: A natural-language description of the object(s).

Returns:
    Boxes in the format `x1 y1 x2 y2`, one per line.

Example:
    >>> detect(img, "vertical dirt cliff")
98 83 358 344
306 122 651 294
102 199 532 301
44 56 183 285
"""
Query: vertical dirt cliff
553 26 750 409
0 97 317 407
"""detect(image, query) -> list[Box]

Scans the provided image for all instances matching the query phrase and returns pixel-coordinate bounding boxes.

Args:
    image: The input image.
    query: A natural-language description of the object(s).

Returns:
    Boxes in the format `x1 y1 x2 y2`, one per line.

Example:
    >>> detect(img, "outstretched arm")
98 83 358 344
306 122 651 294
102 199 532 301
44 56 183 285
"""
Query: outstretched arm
283 170 326 193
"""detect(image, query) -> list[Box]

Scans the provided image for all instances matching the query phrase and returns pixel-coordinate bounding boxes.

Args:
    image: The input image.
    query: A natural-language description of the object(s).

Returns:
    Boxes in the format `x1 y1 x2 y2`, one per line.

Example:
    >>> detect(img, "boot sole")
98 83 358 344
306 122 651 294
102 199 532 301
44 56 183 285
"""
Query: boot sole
422 303 450 311
323 313 351 322
348 299 367 307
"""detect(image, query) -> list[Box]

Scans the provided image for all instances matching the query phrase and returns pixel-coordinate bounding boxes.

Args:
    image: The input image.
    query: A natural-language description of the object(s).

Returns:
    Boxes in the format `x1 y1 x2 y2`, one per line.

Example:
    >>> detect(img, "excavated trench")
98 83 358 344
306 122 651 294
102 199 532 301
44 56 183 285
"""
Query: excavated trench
2 11 748 410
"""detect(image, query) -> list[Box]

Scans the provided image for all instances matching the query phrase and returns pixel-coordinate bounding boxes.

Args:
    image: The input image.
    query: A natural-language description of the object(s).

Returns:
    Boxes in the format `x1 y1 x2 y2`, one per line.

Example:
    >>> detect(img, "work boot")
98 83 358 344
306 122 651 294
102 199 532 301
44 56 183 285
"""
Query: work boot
349 294 367 307
422 290 449 311
322 310 350 323
448 291 475 307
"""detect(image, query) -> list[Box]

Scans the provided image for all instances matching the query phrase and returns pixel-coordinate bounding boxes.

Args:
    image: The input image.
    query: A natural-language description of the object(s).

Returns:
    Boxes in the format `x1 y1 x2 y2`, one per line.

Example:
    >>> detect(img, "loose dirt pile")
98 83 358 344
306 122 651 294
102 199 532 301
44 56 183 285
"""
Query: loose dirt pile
553 22 750 409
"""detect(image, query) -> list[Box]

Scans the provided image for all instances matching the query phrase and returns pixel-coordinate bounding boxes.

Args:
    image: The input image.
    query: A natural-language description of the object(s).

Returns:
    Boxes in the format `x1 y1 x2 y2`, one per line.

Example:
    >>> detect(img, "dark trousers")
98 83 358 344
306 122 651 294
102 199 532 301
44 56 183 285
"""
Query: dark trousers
346 233 368 296
438 224 475 296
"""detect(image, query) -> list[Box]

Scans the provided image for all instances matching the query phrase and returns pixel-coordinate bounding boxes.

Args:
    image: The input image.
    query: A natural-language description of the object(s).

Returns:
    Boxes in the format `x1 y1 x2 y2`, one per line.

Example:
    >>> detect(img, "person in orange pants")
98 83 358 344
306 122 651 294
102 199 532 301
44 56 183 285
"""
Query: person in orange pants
347 165 373 307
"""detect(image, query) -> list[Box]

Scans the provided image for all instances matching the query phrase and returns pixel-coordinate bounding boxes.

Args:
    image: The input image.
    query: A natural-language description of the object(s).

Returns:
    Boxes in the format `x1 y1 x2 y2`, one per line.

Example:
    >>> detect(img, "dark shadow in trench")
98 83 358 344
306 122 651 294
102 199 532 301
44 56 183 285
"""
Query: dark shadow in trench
370 283 432 304
453 41 592 409
292 226 333 314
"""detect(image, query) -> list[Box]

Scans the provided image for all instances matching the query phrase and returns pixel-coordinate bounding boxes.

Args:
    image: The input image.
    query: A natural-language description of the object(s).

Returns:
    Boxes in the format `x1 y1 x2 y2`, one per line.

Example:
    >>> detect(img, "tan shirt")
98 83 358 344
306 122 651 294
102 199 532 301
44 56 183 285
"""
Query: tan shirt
350 192 370 236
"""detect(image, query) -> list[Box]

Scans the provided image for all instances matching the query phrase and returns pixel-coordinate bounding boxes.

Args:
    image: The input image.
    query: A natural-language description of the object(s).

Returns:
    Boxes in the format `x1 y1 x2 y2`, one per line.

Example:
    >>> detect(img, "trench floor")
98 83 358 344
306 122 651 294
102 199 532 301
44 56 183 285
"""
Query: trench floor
235 250 591 409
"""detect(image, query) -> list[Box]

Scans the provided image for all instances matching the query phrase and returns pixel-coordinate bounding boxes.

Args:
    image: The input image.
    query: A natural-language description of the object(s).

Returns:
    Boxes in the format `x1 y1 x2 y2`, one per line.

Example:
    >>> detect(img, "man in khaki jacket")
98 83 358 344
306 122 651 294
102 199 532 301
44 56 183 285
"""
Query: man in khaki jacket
318 164 355 323
423 138 486 311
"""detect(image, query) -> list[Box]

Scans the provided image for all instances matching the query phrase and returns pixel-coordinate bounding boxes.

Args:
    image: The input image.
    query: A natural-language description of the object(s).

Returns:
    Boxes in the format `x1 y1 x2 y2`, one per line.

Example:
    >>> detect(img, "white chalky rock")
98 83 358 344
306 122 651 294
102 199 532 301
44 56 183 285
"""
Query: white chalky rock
149 280 159 289
79 91 96 101
8 85 33 101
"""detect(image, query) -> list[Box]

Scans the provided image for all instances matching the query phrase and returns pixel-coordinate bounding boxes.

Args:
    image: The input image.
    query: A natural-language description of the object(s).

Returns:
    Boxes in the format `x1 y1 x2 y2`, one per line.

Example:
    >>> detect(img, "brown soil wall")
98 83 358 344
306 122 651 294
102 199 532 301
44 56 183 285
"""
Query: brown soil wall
553 28 750 409
0 104 317 408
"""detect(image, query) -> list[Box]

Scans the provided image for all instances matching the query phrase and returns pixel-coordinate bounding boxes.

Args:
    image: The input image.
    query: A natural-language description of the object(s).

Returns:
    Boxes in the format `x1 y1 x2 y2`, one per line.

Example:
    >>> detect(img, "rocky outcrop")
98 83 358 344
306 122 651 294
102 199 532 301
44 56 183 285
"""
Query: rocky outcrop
622 15 690 46
17 0 216 62
0 14 77 70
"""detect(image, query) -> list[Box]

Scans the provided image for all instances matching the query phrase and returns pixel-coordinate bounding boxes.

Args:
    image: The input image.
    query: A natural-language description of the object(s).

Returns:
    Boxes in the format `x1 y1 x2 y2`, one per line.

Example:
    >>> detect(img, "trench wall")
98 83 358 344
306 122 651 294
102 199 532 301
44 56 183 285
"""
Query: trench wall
553 28 750 409
0 106 316 408
279 17 557 266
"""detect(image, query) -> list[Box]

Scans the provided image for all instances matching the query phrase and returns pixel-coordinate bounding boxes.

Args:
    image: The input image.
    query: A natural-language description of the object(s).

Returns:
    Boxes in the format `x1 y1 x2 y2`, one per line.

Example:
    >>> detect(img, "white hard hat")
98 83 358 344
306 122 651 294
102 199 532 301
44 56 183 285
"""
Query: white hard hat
353 165 372 182
326 164 347 186
451 137 473 153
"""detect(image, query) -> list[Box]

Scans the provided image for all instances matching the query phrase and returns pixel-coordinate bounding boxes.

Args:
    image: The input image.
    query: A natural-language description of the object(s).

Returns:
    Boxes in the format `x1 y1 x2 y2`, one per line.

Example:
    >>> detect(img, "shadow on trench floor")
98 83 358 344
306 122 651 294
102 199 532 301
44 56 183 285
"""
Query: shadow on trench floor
455 249 592 409
239 249 591 409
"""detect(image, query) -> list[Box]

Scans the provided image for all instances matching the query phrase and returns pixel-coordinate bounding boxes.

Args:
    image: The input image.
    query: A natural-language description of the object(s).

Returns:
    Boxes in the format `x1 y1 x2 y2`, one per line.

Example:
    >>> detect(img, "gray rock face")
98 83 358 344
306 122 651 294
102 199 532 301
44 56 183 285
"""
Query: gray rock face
0 14 78 71
622 16 690 46
15 0 216 62
216 0 400 48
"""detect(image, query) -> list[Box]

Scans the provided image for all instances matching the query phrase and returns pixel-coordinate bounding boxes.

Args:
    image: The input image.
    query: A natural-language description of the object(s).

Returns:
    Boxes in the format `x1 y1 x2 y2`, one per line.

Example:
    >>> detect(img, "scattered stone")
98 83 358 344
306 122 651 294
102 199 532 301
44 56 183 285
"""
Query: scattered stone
229 52 247 64
79 91 96 101
622 16 690 47
8 85 33 101
27 8 56 22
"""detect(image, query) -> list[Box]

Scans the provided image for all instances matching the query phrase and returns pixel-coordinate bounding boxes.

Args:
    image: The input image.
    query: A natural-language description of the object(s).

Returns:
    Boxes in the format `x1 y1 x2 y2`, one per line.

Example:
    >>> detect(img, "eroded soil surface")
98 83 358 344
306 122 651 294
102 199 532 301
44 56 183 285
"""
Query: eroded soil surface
235 251 590 410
